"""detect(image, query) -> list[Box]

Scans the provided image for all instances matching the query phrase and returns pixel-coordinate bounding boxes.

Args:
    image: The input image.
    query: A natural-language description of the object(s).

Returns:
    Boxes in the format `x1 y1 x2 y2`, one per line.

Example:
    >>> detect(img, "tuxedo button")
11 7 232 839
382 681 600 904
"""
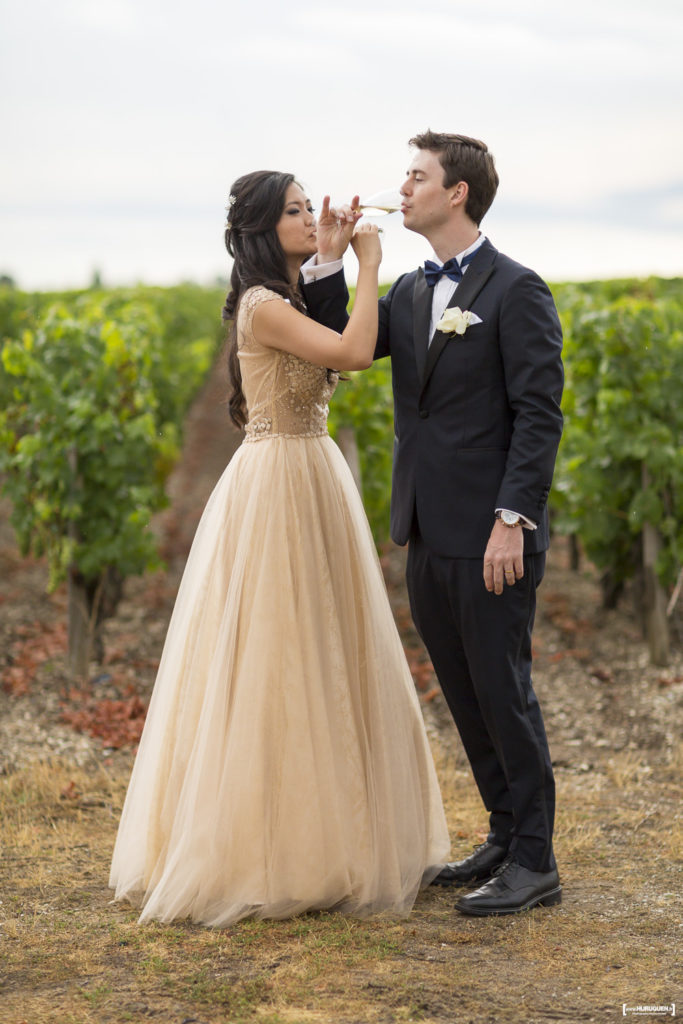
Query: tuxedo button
419 409 429 419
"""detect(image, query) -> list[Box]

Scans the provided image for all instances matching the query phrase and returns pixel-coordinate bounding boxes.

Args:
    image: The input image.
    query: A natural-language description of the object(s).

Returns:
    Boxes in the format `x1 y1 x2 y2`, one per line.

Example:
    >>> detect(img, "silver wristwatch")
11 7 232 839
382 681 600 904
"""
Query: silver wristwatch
496 510 521 528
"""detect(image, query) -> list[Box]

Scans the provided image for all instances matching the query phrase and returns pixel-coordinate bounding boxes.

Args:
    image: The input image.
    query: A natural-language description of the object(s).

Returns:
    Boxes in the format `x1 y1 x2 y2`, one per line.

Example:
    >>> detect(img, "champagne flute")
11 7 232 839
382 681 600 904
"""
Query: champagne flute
358 188 403 216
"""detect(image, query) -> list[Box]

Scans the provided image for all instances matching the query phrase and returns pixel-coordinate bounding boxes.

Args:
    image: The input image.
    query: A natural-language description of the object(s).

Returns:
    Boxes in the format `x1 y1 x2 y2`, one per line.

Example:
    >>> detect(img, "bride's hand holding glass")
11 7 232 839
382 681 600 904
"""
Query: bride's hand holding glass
315 194 361 263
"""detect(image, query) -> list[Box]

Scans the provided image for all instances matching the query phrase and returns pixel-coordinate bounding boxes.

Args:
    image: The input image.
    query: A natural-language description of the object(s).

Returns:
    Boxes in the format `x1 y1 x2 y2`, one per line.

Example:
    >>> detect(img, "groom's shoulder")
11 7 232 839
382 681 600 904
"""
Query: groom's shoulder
490 244 550 290
393 269 417 289
381 269 415 300
486 248 556 311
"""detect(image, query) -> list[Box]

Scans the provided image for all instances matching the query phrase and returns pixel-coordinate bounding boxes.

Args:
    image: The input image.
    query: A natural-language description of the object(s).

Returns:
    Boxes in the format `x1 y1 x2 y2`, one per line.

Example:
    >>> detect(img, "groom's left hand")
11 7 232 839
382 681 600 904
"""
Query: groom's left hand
316 195 362 263
483 521 524 595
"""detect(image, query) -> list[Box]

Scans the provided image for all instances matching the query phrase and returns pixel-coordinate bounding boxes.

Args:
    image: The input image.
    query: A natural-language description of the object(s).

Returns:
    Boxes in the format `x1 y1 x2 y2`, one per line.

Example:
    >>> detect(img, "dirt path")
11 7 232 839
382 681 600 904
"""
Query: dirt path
1 358 682 1023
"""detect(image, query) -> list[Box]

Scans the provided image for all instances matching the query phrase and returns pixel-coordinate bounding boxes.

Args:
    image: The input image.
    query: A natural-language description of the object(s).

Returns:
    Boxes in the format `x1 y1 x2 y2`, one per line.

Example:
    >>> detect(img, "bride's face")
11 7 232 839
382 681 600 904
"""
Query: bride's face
276 183 318 260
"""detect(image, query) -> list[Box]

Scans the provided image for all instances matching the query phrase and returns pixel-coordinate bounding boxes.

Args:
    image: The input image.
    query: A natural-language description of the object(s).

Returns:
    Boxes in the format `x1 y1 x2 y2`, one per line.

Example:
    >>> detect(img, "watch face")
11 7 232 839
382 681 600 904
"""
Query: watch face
501 510 520 526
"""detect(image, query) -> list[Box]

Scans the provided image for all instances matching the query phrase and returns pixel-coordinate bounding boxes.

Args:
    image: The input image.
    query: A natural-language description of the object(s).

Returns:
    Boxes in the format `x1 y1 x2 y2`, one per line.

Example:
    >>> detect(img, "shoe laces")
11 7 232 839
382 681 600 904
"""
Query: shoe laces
491 856 515 878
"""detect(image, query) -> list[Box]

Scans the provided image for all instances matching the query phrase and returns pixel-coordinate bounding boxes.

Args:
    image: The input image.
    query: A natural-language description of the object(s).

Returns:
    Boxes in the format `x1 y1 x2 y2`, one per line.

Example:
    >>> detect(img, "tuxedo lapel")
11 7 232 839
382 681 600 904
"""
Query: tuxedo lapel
412 268 432 381
420 246 496 397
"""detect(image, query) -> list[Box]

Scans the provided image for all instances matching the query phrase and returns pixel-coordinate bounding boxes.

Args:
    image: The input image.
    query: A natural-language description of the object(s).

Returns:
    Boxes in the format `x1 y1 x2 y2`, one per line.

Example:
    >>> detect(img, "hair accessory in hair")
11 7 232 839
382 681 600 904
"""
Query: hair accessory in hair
226 194 238 224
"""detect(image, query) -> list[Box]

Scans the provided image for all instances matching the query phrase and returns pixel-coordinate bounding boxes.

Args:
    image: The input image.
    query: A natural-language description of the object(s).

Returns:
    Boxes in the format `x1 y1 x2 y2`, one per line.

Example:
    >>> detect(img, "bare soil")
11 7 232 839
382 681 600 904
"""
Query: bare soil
1 360 681 1024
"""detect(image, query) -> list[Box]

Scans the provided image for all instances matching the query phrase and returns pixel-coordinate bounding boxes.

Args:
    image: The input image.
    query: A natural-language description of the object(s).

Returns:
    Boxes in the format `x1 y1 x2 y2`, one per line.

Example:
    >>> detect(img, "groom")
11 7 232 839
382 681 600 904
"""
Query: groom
302 131 564 916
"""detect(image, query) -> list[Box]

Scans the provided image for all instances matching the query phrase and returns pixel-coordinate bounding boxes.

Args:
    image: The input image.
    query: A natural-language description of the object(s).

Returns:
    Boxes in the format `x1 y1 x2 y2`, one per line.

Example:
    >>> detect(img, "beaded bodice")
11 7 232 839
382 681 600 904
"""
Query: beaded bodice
237 286 339 441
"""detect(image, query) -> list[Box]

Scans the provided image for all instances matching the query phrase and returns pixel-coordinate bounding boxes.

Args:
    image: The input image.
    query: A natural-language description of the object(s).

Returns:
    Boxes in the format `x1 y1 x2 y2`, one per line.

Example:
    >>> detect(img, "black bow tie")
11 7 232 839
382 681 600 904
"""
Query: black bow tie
423 250 477 288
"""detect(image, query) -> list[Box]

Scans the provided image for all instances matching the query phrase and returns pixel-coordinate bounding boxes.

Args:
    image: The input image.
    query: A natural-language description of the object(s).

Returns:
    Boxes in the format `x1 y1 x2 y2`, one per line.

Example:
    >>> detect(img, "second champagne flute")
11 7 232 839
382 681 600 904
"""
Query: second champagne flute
358 188 403 216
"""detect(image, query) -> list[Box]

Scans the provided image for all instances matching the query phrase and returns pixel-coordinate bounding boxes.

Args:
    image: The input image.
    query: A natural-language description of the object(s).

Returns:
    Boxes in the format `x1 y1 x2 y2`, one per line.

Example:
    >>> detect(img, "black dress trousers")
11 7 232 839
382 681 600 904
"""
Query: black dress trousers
406 524 557 874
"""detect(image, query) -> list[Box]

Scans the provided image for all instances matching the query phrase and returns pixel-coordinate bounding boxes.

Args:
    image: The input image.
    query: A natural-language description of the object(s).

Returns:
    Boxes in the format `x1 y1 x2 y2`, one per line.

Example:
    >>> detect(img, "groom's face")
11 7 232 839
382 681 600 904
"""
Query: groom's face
399 150 453 238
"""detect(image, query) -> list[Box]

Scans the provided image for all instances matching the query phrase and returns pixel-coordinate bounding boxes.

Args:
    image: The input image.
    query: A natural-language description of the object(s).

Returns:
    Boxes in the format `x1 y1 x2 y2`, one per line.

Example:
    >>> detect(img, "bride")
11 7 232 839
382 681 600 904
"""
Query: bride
109 170 450 926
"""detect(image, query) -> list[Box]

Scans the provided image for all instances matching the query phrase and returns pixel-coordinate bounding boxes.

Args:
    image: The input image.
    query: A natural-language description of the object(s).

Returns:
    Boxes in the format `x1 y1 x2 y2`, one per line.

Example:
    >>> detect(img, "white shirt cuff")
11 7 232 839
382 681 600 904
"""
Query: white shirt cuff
495 508 538 530
301 254 343 284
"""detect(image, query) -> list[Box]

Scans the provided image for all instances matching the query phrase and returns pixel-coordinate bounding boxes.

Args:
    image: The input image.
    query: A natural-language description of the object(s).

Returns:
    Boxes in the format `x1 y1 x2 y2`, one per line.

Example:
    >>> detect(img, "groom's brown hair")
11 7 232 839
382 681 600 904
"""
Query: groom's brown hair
409 130 499 226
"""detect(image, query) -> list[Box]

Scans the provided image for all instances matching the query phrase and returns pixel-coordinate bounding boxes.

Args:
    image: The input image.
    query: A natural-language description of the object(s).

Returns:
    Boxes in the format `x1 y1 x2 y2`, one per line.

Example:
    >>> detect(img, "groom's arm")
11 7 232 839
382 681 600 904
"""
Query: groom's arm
300 259 350 335
302 258 398 361
483 270 563 594
496 271 564 520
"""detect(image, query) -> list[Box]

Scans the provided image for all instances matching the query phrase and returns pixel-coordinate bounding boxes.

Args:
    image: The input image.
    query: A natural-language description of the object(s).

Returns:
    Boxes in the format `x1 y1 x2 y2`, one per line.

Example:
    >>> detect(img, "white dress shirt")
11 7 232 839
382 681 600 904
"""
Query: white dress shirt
427 233 485 340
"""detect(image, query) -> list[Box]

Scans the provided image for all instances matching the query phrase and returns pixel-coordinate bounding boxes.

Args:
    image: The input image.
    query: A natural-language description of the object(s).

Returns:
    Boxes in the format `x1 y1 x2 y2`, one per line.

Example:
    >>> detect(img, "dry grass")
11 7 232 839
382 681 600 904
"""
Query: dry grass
1 748 681 1024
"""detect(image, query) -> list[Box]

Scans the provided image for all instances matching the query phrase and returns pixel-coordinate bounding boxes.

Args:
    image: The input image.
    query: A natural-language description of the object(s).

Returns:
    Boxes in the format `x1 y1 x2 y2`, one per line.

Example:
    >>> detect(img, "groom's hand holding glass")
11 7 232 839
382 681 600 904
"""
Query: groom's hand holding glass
350 220 383 267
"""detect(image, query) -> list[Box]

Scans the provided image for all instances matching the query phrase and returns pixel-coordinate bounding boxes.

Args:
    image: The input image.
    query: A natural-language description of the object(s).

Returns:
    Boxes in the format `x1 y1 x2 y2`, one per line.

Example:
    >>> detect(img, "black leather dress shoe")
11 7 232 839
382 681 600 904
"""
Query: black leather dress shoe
431 842 508 887
455 858 562 916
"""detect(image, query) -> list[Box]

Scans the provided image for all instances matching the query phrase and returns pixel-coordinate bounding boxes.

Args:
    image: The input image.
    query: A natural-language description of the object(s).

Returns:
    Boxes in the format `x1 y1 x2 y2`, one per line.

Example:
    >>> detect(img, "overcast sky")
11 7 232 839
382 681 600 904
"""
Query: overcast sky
2 0 682 289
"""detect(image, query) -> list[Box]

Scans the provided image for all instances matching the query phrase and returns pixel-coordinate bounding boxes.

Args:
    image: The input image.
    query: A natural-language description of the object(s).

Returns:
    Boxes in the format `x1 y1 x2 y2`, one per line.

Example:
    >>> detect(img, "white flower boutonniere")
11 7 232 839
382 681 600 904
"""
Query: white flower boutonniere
435 306 482 336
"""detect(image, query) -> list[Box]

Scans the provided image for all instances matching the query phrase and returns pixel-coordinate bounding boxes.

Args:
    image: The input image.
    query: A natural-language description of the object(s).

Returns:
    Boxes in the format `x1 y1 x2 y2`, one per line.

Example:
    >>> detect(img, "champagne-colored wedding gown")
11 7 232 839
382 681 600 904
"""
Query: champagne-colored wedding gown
109 286 450 926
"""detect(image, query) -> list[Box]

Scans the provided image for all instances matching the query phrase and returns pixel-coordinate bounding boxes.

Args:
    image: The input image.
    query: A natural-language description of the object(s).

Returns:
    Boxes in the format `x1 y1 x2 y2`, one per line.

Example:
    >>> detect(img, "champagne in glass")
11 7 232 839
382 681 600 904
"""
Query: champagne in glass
358 188 402 216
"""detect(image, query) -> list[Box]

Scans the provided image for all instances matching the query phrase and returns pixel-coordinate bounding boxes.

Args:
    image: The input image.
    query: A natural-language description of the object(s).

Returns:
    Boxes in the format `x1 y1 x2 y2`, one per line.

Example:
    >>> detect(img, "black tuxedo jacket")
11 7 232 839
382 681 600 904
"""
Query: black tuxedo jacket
303 238 564 558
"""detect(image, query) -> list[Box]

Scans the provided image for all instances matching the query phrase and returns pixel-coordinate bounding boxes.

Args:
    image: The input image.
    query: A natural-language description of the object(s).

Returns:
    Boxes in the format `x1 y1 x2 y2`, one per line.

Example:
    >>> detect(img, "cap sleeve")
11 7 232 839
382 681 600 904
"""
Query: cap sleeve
237 286 285 348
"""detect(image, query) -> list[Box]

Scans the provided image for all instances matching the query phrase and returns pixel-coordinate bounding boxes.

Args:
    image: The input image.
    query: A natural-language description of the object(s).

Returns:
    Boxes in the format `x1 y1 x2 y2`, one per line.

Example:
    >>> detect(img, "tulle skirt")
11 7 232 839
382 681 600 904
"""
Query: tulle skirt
109 434 450 926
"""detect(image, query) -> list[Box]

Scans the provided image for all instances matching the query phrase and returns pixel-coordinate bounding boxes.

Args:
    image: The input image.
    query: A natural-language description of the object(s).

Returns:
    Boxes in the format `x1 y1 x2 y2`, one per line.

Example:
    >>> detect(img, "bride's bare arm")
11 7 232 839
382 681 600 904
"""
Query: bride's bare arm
252 225 381 372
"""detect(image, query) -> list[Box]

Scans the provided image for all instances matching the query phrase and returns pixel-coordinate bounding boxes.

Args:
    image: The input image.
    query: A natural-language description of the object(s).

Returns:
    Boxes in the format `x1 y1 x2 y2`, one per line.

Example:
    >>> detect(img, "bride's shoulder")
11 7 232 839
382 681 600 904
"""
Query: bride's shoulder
238 286 286 336
242 284 284 304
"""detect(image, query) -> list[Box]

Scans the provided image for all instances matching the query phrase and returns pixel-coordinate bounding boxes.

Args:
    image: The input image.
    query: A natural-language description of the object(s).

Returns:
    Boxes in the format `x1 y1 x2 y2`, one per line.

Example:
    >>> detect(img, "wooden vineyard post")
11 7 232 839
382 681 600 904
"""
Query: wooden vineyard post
67 572 93 680
66 445 91 680
337 426 363 497
641 464 669 666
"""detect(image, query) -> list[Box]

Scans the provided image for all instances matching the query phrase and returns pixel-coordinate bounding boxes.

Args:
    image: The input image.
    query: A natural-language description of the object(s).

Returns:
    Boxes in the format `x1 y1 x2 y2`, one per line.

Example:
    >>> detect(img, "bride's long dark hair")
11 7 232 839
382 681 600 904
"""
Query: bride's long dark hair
222 170 307 429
